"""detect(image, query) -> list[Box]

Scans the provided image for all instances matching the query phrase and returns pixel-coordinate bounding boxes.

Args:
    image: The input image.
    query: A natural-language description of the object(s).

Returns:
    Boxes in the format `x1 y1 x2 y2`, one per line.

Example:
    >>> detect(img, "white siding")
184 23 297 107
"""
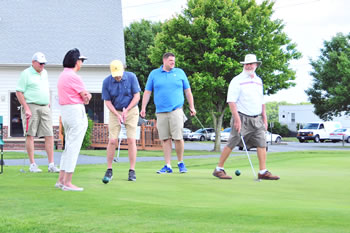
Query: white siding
279 105 350 131
0 65 110 136
0 66 25 130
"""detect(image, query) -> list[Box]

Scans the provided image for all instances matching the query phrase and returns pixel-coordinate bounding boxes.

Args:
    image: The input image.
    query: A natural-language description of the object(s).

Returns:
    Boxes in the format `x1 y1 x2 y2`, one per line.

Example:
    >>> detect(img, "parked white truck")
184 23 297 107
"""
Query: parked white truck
296 121 342 143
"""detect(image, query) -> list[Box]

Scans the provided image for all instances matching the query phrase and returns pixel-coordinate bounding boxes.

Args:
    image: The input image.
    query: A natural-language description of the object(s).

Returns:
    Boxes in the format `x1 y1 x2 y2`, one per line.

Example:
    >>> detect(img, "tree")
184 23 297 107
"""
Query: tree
124 20 162 118
306 33 350 120
148 0 301 151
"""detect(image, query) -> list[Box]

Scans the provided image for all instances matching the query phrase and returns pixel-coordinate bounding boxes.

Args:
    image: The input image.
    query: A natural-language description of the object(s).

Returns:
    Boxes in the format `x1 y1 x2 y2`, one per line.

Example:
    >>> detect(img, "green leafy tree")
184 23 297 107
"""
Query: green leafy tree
124 20 162 118
148 0 301 151
306 32 350 120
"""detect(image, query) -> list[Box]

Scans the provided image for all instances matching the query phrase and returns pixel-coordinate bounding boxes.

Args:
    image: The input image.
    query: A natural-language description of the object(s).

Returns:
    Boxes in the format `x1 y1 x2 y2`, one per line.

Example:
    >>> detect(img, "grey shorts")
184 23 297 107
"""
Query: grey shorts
21 104 53 137
226 113 266 149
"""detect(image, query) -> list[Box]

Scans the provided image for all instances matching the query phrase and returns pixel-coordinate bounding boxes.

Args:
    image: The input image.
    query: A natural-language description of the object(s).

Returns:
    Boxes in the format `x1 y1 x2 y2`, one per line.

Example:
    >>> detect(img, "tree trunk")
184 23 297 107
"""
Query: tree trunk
211 103 226 152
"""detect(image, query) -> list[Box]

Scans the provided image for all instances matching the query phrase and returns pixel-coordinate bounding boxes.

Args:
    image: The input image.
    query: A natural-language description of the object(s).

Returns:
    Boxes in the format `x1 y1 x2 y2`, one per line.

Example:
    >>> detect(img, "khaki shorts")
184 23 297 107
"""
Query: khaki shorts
226 113 266 149
156 108 184 140
21 104 53 137
109 106 139 139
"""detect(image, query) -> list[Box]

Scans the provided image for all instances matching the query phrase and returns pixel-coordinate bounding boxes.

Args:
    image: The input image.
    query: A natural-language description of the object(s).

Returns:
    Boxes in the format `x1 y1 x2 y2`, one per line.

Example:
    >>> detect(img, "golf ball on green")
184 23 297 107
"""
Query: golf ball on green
235 170 241 176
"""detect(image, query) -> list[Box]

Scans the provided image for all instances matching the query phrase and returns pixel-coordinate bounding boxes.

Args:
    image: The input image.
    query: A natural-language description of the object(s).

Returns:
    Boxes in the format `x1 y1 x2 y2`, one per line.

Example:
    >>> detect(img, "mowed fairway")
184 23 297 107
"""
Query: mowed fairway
1 151 349 233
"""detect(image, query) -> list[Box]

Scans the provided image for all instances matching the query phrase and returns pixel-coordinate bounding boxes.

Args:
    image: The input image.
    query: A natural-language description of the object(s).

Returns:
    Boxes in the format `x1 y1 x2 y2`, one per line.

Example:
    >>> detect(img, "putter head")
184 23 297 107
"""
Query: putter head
113 158 118 162
19 168 26 173
255 178 261 182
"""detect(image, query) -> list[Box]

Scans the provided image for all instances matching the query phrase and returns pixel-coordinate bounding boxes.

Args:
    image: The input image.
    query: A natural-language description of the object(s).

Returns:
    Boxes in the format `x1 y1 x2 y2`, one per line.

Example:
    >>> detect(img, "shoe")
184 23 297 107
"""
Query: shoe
61 185 84 191
258 170 280 180
29 164 42 173
48 165 60 173
157 165 173 174
128 169 136 181
178 162 188 173
102 169 113 184
54 182 63 189
212 168 232 179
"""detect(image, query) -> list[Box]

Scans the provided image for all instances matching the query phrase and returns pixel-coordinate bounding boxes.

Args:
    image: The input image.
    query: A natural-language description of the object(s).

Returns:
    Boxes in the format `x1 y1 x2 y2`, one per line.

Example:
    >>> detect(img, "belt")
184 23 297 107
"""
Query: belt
238 112 260 118
29 103 48 106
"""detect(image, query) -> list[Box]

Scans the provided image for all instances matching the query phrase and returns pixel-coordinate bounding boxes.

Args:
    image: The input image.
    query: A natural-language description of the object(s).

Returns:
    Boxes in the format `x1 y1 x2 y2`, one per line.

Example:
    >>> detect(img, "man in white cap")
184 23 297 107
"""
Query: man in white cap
16 52 59 173
101 60 141 183
213 54 280 180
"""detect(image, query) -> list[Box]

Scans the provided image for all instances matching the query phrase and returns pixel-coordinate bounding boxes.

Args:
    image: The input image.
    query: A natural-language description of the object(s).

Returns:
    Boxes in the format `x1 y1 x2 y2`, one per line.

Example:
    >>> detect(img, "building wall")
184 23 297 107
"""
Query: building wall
279 105 350 131
0 64 112 137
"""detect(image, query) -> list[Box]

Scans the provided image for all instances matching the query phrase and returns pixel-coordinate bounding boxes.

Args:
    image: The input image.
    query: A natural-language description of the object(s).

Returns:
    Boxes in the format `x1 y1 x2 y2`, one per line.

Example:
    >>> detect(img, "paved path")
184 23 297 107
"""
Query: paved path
4 151 223 167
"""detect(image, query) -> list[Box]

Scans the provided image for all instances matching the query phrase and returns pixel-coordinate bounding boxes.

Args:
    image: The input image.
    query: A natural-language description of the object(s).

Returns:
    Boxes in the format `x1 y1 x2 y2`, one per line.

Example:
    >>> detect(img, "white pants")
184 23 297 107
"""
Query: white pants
60 104 88 173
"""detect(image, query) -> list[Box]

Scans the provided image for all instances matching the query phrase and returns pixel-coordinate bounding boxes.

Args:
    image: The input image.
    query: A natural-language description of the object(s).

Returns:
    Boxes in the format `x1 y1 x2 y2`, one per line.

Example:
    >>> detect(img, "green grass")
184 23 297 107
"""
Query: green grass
1 151 350 232
282 137 299 142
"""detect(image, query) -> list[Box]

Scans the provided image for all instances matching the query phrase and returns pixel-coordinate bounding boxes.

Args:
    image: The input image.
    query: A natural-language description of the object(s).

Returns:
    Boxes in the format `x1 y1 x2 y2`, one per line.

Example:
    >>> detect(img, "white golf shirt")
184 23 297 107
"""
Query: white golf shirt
227 71 264 116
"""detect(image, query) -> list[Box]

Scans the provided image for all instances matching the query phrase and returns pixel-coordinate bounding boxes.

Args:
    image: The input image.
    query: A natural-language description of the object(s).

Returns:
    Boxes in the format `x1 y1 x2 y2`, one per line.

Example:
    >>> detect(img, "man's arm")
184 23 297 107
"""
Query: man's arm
16 91 31 119
228 102 241 133
122 92 140 122
80 90 92 105
140 90 152 118
184 88 196 116
105 100 123 124
262 104 268 130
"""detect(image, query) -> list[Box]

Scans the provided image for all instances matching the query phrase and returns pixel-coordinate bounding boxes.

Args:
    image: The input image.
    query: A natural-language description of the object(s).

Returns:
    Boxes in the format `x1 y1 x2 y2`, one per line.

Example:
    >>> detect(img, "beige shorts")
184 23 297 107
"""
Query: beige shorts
156 108 184 140
21 104 53 138
226 113 266 149
109 106 139 139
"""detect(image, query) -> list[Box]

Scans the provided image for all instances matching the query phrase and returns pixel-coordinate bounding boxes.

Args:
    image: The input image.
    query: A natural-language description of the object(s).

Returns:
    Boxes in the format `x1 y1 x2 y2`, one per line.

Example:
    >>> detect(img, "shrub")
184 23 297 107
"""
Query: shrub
268 121 289 137
82 115 94 149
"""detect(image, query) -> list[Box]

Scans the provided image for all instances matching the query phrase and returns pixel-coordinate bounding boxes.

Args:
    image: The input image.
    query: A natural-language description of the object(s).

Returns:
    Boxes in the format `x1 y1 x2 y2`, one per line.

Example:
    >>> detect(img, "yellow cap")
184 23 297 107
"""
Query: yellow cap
110 60 124 77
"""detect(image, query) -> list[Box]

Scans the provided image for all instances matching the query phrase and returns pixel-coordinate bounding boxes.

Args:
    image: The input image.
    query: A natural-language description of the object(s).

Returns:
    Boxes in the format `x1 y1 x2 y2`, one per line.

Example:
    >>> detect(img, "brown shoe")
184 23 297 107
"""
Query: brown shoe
213 169 232 179
258 171 280 180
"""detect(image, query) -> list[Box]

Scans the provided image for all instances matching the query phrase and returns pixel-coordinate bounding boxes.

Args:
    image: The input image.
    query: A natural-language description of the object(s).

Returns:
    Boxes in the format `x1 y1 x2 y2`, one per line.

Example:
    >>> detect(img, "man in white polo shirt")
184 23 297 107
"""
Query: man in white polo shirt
213 54 280 180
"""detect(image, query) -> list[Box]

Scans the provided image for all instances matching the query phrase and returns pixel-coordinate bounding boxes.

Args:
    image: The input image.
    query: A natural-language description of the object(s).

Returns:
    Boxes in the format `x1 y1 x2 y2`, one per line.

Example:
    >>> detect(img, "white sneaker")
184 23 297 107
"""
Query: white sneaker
61 185 84 192
29 164 42 173
48 165 60 173
54 182 63 189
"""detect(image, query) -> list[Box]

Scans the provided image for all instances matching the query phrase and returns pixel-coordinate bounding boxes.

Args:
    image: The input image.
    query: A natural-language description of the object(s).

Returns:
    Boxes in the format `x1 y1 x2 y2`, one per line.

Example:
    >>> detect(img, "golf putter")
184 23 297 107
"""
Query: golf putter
240 134 260 182
113 137 122 162
193 114 206 130
113 114 124 162
20 118 29 173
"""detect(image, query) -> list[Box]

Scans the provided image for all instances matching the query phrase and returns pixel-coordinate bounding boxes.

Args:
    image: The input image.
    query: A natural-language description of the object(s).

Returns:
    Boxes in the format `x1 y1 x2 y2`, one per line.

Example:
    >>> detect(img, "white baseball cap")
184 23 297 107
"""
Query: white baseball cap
32 52 47 63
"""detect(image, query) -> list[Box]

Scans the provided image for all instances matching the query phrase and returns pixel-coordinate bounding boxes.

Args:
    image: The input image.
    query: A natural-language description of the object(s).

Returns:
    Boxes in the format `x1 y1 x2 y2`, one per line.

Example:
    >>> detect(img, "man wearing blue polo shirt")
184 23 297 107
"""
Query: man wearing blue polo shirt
141 52 196 174
101 60 141 182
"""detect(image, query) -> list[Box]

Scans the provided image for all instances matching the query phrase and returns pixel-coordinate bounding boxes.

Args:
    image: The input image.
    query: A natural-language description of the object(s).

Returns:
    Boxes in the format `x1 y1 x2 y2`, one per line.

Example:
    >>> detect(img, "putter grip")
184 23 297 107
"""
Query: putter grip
26 118 29 132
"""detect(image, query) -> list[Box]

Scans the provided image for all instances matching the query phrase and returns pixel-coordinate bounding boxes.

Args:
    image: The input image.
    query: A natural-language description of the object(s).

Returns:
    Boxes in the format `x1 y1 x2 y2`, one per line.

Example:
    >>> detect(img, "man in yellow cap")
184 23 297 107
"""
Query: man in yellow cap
101 60 141 183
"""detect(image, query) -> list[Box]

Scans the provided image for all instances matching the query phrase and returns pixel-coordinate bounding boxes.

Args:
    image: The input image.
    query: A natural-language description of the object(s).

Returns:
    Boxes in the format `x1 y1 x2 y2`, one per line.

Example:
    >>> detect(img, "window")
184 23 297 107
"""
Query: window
85 93 104 123
10 92 23 137
291 113 295 123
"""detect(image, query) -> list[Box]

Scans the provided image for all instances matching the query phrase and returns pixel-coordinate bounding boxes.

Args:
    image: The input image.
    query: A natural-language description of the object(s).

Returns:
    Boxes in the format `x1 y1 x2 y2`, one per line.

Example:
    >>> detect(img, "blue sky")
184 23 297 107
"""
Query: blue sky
121 0 350 103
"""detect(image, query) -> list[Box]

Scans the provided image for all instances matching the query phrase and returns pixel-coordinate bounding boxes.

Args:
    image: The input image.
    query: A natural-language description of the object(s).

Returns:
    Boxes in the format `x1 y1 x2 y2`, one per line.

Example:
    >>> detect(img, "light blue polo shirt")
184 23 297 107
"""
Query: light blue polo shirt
145 65 190 113
102 71 141 110
16 66 50 105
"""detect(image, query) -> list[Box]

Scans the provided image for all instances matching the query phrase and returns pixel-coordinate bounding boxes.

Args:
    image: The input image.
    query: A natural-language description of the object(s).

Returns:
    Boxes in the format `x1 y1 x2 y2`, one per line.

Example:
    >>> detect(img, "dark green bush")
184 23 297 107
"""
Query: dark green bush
268 121 289 137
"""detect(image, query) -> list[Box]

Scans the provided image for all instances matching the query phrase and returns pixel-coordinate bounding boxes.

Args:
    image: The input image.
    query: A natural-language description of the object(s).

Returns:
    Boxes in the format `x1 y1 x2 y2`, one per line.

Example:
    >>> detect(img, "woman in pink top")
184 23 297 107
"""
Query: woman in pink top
56 48 92 191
